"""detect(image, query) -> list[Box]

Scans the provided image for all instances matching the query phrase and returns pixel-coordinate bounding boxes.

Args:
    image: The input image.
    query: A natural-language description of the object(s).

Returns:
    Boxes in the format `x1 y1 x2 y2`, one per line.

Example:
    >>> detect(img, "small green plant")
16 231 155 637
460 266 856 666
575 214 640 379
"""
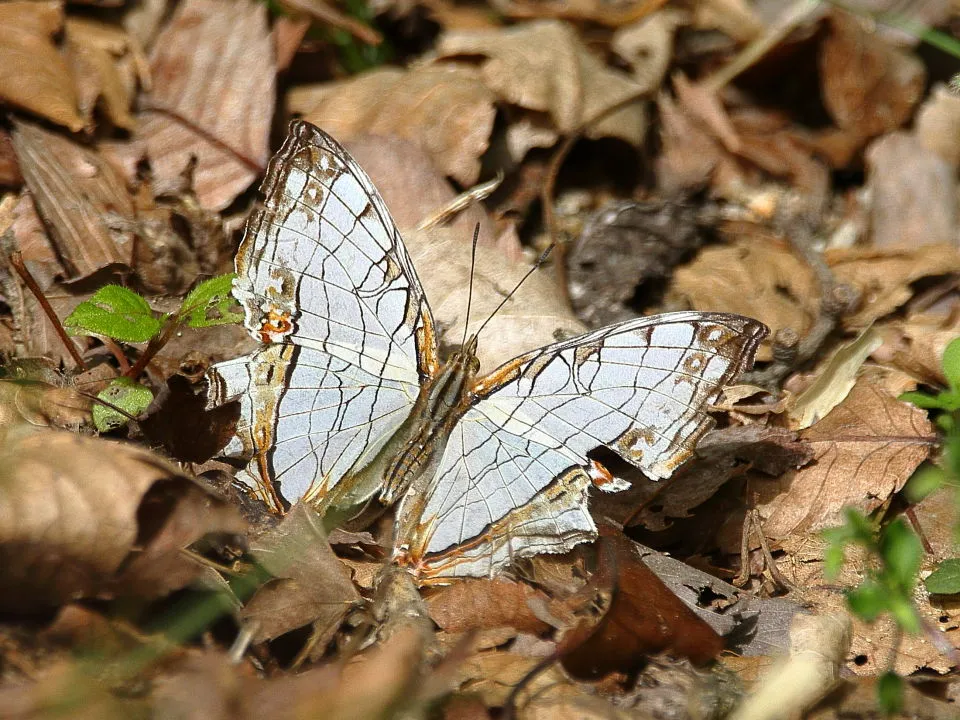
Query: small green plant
823 509 923 715
64 275 241 431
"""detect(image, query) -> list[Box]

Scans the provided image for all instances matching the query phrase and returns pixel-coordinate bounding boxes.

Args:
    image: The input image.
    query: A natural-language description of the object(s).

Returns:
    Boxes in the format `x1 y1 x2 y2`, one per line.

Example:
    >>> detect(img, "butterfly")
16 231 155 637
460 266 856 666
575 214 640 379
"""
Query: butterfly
206 120 768 584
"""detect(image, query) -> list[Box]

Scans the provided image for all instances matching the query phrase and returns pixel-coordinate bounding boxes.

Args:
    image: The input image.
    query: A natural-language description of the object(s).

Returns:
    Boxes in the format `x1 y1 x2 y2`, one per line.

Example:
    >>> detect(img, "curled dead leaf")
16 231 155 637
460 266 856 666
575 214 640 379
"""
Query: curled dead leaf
436 20 649 147
0 1 84 131
0 426 245 611
289 64 496 186
427 578 552 635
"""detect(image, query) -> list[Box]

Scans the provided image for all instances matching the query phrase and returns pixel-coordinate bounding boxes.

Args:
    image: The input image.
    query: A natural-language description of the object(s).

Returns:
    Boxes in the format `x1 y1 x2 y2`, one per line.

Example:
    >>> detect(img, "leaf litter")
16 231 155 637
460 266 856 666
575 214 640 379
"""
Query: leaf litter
1 2 960 718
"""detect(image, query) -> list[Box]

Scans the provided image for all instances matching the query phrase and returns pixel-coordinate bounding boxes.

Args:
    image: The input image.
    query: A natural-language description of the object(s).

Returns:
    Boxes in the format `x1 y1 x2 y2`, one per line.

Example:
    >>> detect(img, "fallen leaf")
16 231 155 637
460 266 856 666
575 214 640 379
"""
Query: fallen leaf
827 244 960 328
818 10 925 161
865 132 957 248
436 20 649 147
11 120 136 281
137 0 274 210
611 10 685 91
880 312 960 386
0 128 20 185
456 650 568 707
559 529 724 678
667 235 817 361
240 503 360 644
786 328 883 430
0 1 84 131
0 379 91 438
0 425 238 610
289 64 496 186
915 82 960 167
756 376 935 540
427 578 552 634
64 18 140 130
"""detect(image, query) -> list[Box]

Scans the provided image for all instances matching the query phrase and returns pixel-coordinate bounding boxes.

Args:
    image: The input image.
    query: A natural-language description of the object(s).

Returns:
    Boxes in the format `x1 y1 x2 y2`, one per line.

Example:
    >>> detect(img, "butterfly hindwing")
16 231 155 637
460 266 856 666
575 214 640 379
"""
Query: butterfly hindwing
207 121 438 511
396 313 767 580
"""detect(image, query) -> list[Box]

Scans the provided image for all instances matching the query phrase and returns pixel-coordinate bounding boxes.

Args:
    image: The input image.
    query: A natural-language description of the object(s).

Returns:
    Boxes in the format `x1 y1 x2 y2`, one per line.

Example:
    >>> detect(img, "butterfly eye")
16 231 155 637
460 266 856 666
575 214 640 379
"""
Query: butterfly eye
471 356 480 374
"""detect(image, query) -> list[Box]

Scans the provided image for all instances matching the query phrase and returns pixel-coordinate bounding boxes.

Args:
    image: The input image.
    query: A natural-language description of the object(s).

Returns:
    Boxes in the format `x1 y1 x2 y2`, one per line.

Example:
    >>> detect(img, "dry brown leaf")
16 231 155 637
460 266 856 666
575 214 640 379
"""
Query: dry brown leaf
0 1 84 132
0 129 20 185
818 10 925 158
0 380 91 439
880 312 960 386
456 651 569 707
915 82 960 167
827 244 960 328
611 10 684 91
655 89 724 193
693 0 763 42
64 18 140 130
289 64 496 186
756 377 934 541
435 20 649 147
137 0 274 210
865 132 957 248
427 578 551 634
667 235 817 362
11 120 135 281
0 426 239 611
240 503 360 644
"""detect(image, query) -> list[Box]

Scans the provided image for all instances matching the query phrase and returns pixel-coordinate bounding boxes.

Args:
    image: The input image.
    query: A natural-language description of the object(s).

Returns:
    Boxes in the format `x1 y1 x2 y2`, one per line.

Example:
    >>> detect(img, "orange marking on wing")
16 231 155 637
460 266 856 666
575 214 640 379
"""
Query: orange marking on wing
472 356 527 396
587 459 615 488
417 309 440 378
258 310 293 343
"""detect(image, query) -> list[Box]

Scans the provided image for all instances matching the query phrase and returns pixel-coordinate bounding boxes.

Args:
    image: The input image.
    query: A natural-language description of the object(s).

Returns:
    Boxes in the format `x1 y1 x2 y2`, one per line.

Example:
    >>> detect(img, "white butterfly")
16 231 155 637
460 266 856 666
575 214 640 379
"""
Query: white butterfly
206 120 767 583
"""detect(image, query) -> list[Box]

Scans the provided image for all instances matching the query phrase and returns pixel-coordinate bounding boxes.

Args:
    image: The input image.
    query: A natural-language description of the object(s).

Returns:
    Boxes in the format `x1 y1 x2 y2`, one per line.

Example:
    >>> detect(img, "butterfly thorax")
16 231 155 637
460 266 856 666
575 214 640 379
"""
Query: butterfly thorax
378 335 481 505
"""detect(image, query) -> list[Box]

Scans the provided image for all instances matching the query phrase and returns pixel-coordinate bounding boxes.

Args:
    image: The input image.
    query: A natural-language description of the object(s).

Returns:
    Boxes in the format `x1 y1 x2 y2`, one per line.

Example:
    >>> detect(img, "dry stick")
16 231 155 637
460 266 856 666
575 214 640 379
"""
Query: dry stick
101 337 132 375
8 252 87 370
541 89 652 304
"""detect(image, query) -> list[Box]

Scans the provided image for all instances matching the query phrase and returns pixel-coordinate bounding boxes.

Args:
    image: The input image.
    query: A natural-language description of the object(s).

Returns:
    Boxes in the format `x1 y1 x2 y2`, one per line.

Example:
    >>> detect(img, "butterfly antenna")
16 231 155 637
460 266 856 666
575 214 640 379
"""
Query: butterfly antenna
474 243 555 339
462 223 480 347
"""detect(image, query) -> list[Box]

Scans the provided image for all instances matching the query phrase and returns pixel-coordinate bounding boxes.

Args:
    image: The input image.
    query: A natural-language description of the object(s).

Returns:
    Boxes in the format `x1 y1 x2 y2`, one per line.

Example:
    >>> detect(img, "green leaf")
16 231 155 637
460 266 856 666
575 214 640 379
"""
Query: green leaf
64 286 166 343
846 581 888 622
924 558 960 595
942 337 960 391
904 464 946 503
178 274 243 329
93 377 154 432
888 597 922 635
880 519 922 593
877 671 903 716
897 391 949 410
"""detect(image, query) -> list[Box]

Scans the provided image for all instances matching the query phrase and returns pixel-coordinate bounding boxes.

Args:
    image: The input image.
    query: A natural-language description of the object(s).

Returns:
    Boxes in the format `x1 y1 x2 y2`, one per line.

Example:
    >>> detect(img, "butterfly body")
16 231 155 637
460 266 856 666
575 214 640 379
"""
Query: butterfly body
207 120 768 582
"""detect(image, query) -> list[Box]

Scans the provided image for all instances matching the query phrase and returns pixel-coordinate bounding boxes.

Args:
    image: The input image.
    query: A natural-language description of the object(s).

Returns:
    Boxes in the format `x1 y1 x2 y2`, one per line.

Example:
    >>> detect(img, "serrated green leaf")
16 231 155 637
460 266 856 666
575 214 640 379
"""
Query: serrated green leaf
846 581 887 621
93 377 154 432
178 274 243 329
880 519 922 593
942 337 960 391
877 671 903 716
897 391 948 410
924 558 960 595
64 285 165 343
904 464 946 502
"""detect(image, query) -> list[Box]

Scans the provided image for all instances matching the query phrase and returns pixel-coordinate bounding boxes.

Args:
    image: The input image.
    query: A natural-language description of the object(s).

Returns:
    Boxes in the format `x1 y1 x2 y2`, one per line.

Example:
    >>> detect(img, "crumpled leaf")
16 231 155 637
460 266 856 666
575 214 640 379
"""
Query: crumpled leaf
559 528 724 678
756 377 935 541
178 274 242 328
828 244 960 328
817 10 925 164
289 64 496 186
240 503 360 644
11 120 136 281
915 82 960 167
64 18 140 130
137 0 274 210
0 1 84 131
0 425 243 610
435 20 649 147
667 235 816 362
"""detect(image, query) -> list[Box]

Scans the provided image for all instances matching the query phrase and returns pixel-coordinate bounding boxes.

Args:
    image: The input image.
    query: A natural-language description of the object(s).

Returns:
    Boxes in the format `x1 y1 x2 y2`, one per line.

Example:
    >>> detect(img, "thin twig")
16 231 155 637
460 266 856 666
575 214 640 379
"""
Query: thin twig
125 316 180 379
101 337 132 375
8 252 87 370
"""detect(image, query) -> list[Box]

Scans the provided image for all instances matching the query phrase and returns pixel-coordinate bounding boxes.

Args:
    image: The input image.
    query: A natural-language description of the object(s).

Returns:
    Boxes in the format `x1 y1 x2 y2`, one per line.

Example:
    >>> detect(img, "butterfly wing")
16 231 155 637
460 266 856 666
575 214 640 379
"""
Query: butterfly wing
207 121 439 512
394 312 767 581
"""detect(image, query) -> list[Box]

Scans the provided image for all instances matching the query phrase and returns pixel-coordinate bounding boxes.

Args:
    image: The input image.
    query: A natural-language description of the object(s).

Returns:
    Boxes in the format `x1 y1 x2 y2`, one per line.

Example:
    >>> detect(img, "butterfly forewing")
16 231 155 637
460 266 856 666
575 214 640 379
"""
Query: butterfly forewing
207 121 438 511
396 313 767 580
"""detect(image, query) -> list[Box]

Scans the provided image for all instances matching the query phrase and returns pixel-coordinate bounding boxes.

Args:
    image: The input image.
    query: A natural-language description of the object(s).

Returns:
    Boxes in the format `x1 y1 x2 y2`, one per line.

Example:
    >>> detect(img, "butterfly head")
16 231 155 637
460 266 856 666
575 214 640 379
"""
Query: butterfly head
450 334 480 377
